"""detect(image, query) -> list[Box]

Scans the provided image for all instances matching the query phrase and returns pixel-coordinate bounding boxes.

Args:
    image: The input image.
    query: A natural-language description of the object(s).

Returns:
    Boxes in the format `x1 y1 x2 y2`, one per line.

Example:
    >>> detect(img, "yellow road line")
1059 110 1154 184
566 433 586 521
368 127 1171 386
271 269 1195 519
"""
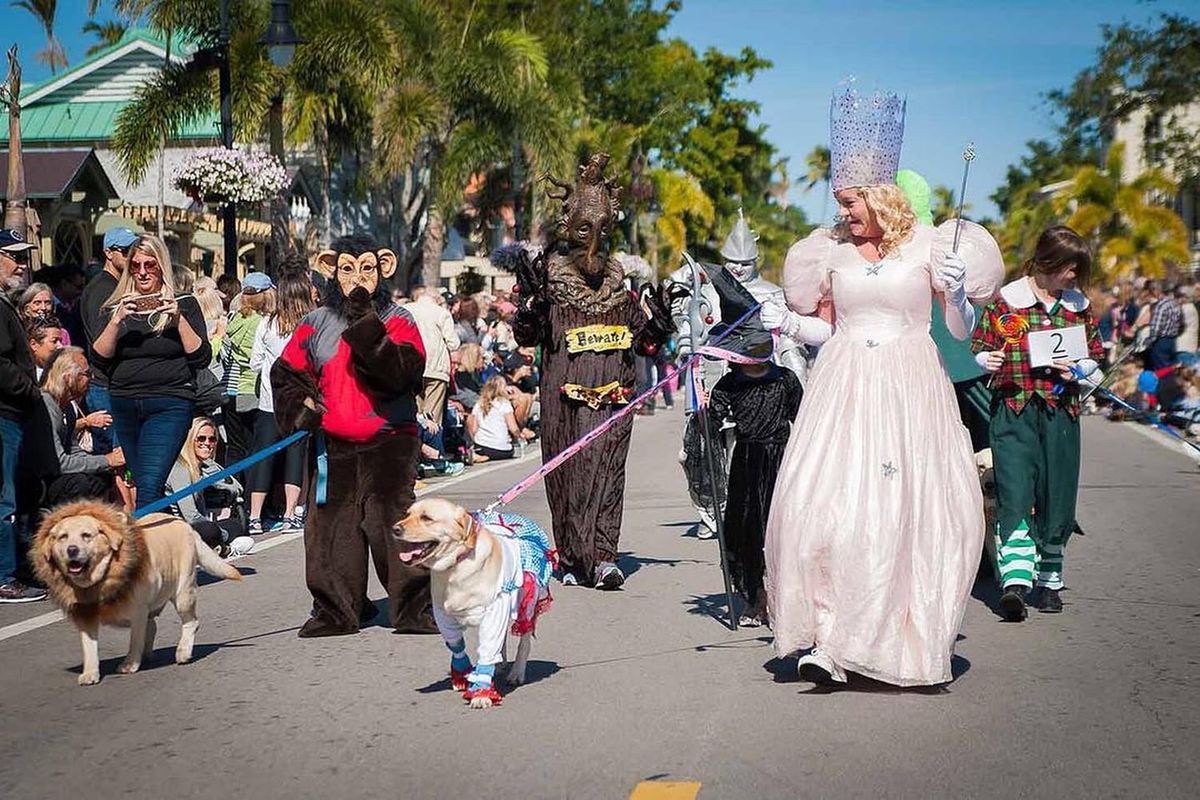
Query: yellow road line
629 781 702 800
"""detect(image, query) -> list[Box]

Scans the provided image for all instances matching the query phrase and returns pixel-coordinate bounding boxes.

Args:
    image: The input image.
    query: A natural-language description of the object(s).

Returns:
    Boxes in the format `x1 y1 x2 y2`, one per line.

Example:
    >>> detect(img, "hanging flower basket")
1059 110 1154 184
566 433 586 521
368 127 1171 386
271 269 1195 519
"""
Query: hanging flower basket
173 147 289 206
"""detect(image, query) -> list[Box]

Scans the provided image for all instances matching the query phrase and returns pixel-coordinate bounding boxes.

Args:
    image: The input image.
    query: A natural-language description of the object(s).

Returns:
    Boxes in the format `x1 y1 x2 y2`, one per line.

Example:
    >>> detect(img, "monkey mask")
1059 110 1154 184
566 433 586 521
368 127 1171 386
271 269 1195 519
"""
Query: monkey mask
315 233 397 314
545 153 621 281
316 233 397 299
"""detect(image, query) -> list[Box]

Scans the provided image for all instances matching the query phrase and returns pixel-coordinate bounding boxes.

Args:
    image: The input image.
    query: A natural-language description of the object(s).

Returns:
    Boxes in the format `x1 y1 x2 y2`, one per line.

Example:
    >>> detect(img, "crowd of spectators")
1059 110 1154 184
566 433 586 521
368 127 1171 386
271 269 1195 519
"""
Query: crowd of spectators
0 226 540 604
1087 277 1200 441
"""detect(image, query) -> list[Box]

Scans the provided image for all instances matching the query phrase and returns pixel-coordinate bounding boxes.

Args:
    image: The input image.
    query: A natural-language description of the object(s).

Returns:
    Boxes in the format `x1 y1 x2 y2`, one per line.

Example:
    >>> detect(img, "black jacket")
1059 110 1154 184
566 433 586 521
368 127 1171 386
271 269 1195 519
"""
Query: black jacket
0 294 39 421
90 295 212 401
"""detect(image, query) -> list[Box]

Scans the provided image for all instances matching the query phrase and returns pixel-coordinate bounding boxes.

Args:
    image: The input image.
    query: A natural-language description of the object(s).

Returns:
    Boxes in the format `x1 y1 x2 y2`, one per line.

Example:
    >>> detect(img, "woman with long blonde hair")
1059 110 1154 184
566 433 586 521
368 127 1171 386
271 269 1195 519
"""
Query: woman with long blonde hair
247 262 314 532
164 416 253 557
465 374 533 462
91 234 211 510
763 85 1005 687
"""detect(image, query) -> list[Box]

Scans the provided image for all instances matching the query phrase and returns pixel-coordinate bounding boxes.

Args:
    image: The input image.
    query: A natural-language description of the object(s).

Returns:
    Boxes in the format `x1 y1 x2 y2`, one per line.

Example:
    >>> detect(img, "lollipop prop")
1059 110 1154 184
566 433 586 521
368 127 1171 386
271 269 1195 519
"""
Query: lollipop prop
952 143 976 253
988 312 1029 387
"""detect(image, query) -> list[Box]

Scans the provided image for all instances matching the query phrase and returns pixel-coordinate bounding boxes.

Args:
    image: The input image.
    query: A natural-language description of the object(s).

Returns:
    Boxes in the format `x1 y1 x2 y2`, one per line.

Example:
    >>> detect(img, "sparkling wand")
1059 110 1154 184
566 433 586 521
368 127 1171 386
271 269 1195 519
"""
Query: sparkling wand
952 142 976 253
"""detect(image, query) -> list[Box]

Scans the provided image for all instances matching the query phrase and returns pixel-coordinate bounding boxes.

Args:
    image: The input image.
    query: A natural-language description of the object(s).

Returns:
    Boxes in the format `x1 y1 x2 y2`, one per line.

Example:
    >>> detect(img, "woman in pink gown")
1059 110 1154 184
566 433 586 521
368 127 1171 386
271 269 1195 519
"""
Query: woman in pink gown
764 172 1003 685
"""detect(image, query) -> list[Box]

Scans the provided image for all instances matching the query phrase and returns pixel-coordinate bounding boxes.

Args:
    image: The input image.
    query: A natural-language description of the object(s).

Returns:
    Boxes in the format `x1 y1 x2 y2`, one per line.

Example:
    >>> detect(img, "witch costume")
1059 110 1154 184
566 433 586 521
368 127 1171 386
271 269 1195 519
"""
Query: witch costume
708 342 801 622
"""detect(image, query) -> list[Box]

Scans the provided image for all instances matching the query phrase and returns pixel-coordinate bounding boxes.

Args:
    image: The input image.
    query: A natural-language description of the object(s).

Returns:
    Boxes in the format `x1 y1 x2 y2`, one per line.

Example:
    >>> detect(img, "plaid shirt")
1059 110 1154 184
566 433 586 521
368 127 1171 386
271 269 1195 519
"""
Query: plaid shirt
1148 297 1183 341
972 280 1104 417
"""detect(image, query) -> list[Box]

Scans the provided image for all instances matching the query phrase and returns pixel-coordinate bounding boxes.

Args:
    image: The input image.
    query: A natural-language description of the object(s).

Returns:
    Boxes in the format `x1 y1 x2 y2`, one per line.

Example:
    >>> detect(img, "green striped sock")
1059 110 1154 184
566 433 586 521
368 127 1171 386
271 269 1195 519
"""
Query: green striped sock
1035 542 1064 590
997 520 1036 589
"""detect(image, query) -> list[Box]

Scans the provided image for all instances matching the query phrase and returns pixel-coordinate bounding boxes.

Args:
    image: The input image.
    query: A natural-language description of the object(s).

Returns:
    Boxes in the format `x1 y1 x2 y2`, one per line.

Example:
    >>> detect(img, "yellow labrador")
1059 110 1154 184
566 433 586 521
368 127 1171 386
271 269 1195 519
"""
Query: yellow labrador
34 500 242 686
394 498 554 708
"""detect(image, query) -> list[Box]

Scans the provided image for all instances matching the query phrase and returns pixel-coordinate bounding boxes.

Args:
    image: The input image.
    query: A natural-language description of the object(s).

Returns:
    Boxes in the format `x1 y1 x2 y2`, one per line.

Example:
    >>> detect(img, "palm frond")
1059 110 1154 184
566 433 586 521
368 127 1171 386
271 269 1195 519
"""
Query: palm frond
112 60 217 183
375 79 446 174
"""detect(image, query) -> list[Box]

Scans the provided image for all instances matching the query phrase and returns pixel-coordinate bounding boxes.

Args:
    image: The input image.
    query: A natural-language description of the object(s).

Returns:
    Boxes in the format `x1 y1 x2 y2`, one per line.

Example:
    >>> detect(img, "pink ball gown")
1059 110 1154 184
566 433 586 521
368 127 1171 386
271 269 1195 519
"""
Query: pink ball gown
764 221 1002 686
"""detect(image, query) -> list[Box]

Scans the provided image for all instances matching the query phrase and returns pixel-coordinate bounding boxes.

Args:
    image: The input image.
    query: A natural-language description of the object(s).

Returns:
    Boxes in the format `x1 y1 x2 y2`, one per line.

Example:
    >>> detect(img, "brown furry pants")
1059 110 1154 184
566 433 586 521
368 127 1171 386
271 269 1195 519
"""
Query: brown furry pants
300 433 434 637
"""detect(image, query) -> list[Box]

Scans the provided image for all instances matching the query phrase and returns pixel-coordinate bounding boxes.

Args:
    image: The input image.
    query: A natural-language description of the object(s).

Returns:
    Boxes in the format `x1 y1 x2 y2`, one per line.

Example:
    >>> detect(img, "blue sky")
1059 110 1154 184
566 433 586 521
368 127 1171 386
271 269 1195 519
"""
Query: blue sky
5 1 1197 225
667 0 1198 223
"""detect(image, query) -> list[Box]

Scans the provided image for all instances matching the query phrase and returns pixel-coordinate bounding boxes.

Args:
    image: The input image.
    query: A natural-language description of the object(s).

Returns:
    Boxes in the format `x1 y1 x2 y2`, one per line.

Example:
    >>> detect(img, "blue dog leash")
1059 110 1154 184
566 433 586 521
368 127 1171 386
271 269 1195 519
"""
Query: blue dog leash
133 430 310 519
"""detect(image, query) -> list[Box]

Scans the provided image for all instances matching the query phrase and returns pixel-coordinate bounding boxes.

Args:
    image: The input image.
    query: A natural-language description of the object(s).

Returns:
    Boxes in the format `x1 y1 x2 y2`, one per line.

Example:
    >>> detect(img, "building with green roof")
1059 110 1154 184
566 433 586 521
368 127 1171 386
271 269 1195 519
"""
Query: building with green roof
0 29 308 271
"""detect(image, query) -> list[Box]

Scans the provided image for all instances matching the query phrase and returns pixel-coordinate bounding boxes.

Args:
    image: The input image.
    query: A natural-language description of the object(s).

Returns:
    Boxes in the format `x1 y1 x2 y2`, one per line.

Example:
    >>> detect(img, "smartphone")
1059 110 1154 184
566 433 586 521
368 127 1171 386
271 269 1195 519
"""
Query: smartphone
131 294 163 313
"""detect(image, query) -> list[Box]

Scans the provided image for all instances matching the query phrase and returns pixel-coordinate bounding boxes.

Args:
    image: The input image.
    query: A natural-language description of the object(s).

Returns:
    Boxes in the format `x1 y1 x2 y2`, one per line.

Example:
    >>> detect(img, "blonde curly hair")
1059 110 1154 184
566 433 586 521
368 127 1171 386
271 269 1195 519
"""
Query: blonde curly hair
832 184 916 258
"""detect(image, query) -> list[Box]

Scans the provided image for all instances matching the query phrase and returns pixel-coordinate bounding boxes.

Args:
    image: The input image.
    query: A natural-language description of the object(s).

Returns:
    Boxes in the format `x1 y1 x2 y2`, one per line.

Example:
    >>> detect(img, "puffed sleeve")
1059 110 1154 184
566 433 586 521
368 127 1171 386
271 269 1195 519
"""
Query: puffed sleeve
931 220 1004 304
783 229 836 314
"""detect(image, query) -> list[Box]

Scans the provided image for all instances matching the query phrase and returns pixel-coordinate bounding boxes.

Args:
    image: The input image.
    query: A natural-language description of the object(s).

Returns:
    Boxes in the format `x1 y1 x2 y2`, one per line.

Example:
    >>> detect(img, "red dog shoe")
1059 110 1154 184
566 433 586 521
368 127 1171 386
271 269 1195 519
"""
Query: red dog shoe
462 685 503 706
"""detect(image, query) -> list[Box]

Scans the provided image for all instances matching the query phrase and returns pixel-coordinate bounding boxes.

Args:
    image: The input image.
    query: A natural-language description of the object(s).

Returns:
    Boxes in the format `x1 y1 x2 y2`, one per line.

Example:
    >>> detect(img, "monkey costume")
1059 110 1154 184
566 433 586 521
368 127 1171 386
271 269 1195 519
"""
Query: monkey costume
508 155 676 589
271 233 434 636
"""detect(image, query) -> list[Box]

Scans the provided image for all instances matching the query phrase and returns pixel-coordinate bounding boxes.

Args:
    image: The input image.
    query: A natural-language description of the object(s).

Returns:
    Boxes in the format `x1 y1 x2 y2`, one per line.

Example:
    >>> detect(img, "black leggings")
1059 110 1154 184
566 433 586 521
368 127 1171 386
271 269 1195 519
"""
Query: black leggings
474 443 514 460
246 411 306 493
192 517 246 549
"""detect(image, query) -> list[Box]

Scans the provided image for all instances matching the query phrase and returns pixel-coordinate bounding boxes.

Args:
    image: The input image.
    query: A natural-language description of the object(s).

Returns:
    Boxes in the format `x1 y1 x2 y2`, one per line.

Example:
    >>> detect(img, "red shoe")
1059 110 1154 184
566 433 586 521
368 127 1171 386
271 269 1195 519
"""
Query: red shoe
462 685 503 706
450 667 471 692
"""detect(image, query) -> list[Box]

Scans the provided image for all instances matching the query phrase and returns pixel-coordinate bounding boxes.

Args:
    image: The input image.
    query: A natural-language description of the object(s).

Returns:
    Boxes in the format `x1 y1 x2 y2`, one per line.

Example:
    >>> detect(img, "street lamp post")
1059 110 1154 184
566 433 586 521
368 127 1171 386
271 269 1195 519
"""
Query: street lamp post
262 0 302 276
218 0 236 277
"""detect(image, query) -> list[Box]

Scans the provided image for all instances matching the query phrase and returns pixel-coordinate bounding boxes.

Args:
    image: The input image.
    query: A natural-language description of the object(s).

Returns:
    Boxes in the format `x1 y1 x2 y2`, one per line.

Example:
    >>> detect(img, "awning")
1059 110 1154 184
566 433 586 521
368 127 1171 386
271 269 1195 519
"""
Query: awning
0 148 117 200
115 204 272 244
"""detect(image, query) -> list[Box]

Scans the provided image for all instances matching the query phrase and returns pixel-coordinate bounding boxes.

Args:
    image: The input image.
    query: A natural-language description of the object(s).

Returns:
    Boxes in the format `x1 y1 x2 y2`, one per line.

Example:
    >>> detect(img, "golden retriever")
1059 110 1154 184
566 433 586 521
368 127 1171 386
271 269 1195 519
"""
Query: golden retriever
394 498 554 708
34 500 242 686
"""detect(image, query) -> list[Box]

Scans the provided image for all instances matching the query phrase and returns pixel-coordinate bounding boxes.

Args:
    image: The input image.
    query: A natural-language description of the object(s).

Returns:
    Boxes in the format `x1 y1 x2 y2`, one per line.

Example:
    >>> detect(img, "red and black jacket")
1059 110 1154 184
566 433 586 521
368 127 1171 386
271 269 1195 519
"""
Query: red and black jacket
271 304 425 442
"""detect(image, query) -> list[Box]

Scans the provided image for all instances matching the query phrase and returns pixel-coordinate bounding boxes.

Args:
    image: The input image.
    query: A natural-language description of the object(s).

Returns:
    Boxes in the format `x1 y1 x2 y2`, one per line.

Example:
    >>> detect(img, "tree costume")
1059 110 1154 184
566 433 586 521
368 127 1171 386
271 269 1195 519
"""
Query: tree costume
971 276 1103 618
509 154 676 589
271 234 434 637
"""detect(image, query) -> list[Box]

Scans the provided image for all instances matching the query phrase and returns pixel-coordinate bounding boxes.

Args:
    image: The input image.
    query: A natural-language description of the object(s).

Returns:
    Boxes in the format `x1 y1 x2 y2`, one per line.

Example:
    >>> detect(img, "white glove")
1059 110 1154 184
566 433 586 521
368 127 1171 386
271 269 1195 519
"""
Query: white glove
762 297 832 346
934 252 968 301
759 298 788 331
937 251 974 339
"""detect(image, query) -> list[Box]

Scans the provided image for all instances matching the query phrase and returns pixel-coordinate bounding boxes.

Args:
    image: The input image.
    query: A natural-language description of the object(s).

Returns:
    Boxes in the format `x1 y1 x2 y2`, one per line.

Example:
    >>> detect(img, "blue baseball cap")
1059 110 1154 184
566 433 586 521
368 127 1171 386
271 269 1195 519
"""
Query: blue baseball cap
242 272 275 294
103 227 138 250
0 228 37 253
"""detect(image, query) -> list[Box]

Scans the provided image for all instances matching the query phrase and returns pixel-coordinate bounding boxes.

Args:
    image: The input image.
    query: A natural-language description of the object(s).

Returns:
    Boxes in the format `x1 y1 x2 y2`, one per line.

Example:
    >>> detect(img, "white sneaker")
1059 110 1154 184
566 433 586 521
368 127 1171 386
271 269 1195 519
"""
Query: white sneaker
696 508 717 539
227 536 255 557
796 647 847 684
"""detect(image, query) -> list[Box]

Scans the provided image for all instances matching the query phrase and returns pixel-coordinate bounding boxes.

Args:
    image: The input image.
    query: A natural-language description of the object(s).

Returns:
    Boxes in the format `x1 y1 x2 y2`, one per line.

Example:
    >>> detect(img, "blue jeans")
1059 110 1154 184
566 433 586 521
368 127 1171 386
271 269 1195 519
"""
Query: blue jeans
110 396 194 510
0 415 22 583
85 383 118 454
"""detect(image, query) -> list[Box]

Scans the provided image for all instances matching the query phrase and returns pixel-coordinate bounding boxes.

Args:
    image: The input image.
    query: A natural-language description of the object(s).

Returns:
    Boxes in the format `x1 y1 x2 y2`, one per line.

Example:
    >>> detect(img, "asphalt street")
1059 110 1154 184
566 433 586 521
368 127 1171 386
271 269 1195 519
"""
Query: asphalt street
0 409 1197 799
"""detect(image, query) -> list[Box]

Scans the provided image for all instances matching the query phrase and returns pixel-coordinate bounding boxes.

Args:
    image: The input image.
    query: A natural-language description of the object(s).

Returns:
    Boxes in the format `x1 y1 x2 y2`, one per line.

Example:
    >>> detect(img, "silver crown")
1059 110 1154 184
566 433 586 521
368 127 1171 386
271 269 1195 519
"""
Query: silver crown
830 82 906 191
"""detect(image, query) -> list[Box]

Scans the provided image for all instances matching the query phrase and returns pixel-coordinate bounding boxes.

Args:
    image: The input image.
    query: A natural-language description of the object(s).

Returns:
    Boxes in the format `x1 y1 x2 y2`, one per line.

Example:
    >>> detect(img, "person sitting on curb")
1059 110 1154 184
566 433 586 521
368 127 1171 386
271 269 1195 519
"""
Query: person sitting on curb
165 416 255 558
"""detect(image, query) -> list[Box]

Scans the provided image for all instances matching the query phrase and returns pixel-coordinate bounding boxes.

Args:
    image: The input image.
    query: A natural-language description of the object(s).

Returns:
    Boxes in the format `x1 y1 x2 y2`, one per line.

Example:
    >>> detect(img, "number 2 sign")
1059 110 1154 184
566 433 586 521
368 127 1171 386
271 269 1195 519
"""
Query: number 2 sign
1026 325 1088 368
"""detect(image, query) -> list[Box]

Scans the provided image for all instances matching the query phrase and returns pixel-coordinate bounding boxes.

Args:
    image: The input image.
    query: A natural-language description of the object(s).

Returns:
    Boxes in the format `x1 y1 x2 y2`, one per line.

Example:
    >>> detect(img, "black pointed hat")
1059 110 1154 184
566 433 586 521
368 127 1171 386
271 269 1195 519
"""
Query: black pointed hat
702 262 773 360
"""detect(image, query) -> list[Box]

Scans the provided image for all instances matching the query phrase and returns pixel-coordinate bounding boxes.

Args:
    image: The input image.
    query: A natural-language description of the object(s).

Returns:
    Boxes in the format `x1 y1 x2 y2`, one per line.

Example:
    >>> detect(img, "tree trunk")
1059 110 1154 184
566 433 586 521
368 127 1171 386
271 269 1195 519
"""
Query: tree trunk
3 47 27 239
422 207 444 288
317 122 331 248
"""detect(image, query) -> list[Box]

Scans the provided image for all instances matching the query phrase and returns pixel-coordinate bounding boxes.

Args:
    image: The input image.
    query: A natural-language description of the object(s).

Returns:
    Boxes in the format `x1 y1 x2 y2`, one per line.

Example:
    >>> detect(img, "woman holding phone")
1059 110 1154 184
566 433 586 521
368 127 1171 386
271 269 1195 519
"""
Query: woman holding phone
91 234 211 510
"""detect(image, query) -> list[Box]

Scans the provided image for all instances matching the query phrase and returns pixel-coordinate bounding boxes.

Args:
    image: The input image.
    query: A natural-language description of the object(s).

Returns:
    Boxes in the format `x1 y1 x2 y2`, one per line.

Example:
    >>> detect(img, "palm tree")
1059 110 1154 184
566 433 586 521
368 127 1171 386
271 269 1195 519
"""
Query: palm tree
932 185 972 225
82 20 129 57
1053 141 1190 279
12 0 67 74
374 0 565 285
803 144 831 222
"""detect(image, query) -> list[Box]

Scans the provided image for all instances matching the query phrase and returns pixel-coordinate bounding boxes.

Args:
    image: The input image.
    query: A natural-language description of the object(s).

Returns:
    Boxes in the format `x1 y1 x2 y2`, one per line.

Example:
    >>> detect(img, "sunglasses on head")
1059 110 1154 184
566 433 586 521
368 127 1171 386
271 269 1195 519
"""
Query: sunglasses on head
195 435 217 444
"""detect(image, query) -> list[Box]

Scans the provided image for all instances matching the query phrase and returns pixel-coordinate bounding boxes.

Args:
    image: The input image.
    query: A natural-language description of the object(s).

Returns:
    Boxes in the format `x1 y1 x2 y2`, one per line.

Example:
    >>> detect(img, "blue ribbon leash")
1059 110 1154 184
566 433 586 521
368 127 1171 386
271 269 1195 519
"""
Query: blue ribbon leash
314 432 328 507
133 430 310 519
